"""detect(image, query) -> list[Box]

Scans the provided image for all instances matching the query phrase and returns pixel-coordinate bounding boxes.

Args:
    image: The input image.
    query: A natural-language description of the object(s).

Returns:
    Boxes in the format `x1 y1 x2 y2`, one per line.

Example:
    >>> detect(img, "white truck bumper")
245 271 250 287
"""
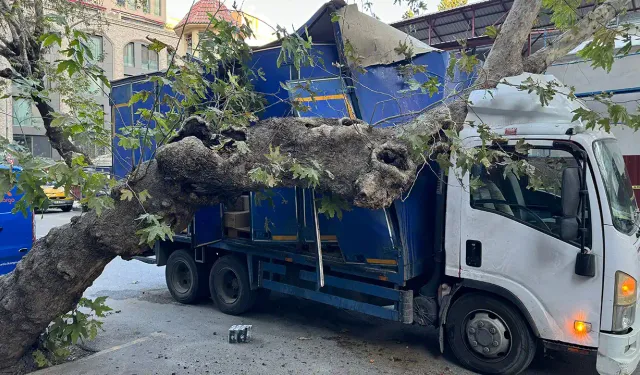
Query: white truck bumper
597 329 640 375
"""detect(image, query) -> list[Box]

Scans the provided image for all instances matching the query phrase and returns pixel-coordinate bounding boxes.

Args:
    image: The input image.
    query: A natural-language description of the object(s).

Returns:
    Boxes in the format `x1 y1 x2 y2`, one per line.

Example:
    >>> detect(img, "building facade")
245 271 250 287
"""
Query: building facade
1 0 179 164
173 0 241 58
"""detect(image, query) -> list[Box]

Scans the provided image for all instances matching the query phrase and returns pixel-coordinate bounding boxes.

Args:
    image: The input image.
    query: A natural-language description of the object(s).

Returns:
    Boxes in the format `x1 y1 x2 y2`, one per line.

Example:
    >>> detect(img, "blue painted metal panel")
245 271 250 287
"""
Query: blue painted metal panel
354 52 448 127
299 270 400 301
297 44 341 79
112 102 133 179
288 77 354 119
0 169 32 275
300 190 340 242
261 261 286 275
393 166 439 280
211 241 405 285
335 208 396 264
112 83 132 105
250 188 298 242
193 205 223 247
131 80 157 168
262 279 400 321
250 47 294 119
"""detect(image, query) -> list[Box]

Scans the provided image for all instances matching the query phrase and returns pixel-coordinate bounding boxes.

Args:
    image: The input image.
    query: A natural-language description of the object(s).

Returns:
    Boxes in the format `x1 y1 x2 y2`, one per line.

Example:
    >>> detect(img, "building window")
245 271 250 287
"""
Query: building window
142 45 159 70
12 98 32 127
13 135 32 153
143 0 150 13
127 0 136 10
124 42 135 67
153 0 161 16
116 0 125 6
186 34 193 55
84 36 104 94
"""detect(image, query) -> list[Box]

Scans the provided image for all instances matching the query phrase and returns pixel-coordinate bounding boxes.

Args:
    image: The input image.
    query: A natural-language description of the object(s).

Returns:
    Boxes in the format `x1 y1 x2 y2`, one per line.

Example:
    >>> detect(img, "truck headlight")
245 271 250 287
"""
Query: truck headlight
613 271 637 332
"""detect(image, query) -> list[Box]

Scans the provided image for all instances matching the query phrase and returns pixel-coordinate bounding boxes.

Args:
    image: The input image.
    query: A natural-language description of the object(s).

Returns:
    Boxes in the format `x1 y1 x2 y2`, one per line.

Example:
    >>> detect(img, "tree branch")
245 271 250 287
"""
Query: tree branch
523 0 632 73
33 96 94 166
481 0 543 86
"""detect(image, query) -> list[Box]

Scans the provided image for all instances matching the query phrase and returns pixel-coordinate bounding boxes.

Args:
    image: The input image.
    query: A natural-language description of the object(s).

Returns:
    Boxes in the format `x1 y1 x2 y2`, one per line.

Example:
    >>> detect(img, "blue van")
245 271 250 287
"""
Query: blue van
0 166 34 275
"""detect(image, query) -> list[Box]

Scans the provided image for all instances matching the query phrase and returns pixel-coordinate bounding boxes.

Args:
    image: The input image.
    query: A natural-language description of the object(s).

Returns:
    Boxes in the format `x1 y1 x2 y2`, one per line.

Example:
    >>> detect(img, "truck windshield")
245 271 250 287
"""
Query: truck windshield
593 139 638 235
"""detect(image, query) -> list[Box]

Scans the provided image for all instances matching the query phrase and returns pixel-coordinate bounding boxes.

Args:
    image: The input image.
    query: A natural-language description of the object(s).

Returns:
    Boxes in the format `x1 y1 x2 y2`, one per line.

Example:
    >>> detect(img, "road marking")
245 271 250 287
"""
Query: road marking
33 332 166 374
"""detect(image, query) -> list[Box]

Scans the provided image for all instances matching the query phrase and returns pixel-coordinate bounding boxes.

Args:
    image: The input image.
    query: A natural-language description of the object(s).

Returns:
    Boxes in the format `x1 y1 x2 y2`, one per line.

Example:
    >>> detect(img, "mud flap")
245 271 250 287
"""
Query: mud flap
438 283 462 353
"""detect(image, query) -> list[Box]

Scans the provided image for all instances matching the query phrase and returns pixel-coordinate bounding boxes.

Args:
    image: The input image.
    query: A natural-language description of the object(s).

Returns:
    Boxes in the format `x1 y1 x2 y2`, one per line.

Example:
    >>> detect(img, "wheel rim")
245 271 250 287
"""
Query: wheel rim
215 268 240 304
171 261 193 295
463 310 512 361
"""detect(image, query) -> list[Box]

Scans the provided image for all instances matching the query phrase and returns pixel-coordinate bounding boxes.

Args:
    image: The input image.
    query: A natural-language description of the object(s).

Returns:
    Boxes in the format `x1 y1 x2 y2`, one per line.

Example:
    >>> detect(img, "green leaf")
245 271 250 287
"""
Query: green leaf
484 25 499 39
120 189 134 201
56 60 73 75
446 55 458 79
128 90 151 107
32 350 49 368
316 194 351 220
290 162 321 187
138 189 151 203
42 33 62 48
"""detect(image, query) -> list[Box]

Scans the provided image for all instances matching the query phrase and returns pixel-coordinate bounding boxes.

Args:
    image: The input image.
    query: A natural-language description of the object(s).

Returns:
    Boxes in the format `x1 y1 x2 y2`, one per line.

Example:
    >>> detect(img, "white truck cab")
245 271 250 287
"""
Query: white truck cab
442 73 640 374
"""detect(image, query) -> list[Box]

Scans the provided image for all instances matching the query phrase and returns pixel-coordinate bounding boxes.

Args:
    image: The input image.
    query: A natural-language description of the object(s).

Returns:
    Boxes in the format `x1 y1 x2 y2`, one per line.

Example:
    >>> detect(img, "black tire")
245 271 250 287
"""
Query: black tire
446 293 536 375
61 206 73 212
165 249 207 304
209 255 257 315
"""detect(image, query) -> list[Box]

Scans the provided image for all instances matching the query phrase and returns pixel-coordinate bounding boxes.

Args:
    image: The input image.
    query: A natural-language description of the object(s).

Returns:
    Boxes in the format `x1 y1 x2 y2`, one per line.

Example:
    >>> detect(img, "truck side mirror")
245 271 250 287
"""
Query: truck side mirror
561 166 596 277
557 167 580 242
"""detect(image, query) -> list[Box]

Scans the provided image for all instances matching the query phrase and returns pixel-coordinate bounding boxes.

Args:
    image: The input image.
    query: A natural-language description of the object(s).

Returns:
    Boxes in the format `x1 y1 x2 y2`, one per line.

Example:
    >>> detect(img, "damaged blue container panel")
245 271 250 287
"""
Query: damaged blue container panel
111 72 176 180
353 52 448 127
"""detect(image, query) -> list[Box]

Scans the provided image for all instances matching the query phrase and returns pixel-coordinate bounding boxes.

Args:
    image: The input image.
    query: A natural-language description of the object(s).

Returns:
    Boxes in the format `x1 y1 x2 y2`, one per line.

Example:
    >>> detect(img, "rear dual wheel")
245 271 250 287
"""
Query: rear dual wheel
165 249 209 304
165 251 262 315
209 255 258 315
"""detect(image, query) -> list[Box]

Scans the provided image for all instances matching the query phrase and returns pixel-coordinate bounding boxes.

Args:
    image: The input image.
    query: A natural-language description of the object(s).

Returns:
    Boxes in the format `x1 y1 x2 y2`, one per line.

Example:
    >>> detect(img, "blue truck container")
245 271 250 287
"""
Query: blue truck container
0 166 34 275
111 2 472 323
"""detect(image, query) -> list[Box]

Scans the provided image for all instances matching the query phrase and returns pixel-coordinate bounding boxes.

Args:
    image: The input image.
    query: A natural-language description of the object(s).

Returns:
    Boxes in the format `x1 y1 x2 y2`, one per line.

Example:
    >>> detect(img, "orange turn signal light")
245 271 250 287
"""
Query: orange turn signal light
574 320 592 334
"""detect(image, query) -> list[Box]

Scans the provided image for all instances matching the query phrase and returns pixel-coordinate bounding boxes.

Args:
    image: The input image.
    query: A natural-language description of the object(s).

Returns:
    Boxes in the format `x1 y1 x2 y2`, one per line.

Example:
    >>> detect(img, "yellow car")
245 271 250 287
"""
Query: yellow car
42 185 74 212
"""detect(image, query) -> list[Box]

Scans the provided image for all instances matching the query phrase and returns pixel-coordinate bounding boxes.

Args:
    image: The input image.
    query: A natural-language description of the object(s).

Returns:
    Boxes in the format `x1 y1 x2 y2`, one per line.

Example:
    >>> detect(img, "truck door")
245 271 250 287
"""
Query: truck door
457 142 604 347
0 186 33 275
192 205 223 247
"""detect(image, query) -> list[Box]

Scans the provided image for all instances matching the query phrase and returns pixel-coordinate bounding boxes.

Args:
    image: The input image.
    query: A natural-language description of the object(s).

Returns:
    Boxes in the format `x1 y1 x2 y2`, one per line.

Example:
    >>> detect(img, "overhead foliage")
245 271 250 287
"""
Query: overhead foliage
437 0 469 11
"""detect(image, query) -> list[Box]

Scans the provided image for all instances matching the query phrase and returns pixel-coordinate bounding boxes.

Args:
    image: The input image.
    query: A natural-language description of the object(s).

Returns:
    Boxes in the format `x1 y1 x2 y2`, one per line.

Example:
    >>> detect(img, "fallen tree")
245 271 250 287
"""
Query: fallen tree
0 0 635 370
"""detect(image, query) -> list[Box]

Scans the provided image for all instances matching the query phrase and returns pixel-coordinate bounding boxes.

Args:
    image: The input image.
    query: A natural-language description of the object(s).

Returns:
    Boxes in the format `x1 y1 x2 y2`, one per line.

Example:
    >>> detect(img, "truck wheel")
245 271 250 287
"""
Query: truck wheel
61 206 73 212
209 255 257 315
446 293 536 375
166 249 206 304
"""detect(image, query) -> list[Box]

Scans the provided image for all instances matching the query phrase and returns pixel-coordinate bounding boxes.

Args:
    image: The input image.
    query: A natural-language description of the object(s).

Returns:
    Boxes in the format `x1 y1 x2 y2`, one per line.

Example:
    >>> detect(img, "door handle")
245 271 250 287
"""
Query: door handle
0 226 3 233
19 248 28 253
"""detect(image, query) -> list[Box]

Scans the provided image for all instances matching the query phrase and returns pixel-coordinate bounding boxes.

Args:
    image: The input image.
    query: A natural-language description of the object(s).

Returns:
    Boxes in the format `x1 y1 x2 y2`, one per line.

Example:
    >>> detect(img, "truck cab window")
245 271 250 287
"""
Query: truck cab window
470 147 590 246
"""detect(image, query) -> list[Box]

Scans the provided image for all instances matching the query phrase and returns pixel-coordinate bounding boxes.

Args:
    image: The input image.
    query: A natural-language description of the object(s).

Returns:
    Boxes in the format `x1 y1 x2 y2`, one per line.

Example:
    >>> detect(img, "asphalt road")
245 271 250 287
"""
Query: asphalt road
33 211 605 375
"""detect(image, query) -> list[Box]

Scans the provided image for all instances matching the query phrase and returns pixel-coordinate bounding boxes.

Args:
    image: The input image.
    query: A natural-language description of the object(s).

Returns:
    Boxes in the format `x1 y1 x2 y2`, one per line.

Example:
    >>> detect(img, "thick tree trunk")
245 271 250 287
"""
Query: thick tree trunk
0 117 417 369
